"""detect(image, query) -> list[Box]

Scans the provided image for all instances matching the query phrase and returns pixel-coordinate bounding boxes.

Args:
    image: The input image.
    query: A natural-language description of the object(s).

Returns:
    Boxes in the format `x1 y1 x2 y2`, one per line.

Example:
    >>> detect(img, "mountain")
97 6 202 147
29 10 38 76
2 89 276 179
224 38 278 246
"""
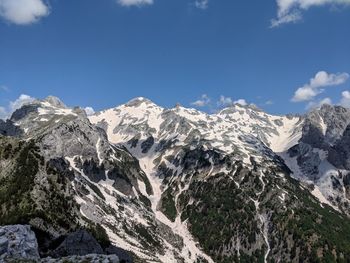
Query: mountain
1 96 350 262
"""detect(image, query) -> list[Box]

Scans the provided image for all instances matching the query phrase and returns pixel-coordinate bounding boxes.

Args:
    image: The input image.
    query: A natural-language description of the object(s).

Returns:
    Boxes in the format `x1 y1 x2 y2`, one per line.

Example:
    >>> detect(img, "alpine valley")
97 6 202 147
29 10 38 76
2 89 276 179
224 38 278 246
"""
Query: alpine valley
1 96 350 263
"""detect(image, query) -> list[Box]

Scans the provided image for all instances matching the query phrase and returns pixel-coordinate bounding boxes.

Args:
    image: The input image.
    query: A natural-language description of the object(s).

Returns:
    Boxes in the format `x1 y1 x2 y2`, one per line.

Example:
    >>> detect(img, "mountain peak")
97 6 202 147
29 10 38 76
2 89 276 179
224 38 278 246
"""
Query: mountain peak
232 102 263 112
125 97 158 107
42 96 66 108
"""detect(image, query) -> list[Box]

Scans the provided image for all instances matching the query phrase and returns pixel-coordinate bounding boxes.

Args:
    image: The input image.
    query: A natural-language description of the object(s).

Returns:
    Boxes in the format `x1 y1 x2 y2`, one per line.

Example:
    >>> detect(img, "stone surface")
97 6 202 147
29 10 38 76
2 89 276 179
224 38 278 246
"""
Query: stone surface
41 254 120 263
0 225 40 260
51 230 104 258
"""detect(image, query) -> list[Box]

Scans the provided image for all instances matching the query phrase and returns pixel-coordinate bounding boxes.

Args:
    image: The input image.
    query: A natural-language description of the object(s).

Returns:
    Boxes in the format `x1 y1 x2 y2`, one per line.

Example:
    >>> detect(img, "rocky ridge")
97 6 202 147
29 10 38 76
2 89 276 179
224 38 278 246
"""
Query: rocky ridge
0 225 121 262
1 96 350 262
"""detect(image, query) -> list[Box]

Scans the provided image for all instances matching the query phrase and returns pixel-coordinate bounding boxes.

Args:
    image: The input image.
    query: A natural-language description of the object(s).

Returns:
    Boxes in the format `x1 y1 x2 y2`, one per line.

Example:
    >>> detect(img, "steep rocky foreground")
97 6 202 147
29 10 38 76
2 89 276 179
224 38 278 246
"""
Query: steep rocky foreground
1 96 350 262
0 225 121 262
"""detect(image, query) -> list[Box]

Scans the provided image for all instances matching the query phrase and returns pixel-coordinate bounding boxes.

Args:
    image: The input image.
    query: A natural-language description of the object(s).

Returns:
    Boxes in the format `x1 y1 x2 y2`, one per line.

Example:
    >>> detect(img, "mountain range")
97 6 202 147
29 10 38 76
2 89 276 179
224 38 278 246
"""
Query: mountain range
1 96 350 262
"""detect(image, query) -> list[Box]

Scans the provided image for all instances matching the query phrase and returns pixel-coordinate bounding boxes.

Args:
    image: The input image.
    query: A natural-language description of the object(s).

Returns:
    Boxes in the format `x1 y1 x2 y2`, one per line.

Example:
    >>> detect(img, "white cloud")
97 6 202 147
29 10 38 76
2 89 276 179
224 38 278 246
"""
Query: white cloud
192 95 249 110
306 97 332 109
0 94 35 120
218 95 233 107
265 100 274 105
271 10 302 27
191 94 211 107
218 96 248 107
234 99 247 106
0 0 50 25
194 0 209 10
271 0 350 27
291 71 349 102
0 85 9 92
117 0 153 7
340 91 350 108
84 106 95 116
9 94 35 112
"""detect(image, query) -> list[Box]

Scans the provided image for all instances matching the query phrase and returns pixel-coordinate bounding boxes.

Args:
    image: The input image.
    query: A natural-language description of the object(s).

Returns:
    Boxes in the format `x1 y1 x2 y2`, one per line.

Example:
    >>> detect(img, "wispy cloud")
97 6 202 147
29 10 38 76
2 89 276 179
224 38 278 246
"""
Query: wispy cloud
117 0 154 7
306 97 332 110
217 95 233 107
191 95 249 110
218 96 247 107
0 85 9 92
271 0 350 27
191 94 211 107
0 0 50 25
234 99 247 106
312 91 350 109
194 0 209 10
9 94 35 113
291 71 349 102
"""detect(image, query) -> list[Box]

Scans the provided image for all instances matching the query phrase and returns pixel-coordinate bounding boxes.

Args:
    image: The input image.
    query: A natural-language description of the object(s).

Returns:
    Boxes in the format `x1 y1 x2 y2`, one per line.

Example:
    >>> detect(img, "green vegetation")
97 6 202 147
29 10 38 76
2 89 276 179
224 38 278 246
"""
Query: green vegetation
180 160 350 263
0 137 79 232
160 187 177 222
0 139 39 225
87 223 111 249
134 224 161 248
268 176 350 262
181 174 261 262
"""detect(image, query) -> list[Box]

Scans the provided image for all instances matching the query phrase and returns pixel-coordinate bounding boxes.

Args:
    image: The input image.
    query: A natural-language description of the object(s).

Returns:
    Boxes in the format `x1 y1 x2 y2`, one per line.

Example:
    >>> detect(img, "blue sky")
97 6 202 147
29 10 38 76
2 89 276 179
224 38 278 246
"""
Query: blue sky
0 0 350 118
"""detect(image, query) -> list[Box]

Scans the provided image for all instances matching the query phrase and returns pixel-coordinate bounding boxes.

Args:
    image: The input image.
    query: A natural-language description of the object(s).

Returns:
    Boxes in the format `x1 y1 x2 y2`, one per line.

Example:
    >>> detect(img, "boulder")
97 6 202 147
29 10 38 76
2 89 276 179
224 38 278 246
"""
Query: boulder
51 230 104 257
0 225 40 260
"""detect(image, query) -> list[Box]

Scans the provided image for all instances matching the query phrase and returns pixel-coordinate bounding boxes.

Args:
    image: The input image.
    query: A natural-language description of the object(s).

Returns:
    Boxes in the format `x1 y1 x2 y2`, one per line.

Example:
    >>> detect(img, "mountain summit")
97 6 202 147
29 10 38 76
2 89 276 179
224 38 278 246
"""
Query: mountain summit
1 96 350 262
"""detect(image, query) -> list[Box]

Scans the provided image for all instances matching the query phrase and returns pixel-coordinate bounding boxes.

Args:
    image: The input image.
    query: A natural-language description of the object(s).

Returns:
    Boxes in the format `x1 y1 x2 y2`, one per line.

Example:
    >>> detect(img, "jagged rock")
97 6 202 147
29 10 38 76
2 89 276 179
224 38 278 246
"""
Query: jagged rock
105 245 133 263
51 230 104 258
141 136 154 153
41 254 120 263
0 119 23 136
82 159 107 182
329 125 350 170
0 225 40 260
10 104 39 122
4 96 350 262
44 96 67 108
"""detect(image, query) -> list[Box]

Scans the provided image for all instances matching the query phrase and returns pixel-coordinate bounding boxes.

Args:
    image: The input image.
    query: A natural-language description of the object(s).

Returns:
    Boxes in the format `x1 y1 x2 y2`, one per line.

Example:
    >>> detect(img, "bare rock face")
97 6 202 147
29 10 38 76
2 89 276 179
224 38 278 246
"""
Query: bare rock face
0 225 40 261
0 119 23 137
0 225 121 263
6 96 350 262
329 125 350 170
41 254 120 263
43 96 67 108
51 230 104 258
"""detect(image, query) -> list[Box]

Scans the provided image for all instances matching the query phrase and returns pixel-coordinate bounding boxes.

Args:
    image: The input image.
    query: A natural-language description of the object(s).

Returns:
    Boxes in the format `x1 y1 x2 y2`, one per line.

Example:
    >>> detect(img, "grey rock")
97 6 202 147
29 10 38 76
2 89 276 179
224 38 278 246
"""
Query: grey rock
51 230 104 258
105 245 133 263
81 159 107 183
141 136 154 153
0 237 9 255
43 96 67 108
0 119 23 136
10 104 40 122
41 254 119 263
0 225 39 260
329 125 350 170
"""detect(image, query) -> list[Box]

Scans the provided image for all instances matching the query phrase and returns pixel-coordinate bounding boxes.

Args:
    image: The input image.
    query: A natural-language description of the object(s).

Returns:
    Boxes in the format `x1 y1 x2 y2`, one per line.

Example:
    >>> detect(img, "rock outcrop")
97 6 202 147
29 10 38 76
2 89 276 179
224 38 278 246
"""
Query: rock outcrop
0 225 40 261
51 230 104 257
0 225 123 263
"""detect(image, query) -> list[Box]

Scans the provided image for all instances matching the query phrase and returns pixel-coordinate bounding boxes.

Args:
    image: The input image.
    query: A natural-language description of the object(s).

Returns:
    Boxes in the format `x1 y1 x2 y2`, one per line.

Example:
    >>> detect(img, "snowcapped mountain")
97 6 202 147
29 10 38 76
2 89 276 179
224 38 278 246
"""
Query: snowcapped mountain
2 96 350 262
90 97 300 163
